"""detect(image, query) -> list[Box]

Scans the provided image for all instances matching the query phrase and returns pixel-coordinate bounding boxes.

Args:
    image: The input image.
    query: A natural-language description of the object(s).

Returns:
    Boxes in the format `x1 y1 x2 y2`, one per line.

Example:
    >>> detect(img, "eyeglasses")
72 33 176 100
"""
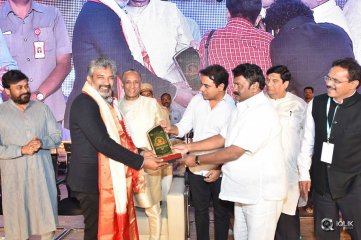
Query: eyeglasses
324 75 349 85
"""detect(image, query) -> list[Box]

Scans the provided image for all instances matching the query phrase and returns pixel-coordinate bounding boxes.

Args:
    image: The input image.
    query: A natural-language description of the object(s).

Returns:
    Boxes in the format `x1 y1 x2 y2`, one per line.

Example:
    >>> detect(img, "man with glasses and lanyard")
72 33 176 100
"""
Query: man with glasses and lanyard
298 58 361 239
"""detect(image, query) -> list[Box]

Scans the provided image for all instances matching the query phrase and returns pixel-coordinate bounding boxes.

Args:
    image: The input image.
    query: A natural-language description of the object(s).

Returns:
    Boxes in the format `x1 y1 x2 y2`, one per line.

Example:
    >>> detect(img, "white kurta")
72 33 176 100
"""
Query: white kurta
119 96 167 207
126 0 193 83
119 96 164 150
267 92 307 215
0 100 61 239
220 92 287 204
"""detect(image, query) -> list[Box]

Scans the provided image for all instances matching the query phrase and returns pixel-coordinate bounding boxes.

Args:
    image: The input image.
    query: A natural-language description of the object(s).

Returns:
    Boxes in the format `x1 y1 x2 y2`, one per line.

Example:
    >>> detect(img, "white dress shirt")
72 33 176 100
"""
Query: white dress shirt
175 93 235 141
176 93 235 175
220 92 287 204
267 92 307 215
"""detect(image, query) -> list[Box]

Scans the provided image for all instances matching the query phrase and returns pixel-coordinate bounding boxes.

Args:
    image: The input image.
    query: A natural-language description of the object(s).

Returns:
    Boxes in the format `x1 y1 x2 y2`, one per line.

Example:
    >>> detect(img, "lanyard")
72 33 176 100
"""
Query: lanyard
326 97 339 142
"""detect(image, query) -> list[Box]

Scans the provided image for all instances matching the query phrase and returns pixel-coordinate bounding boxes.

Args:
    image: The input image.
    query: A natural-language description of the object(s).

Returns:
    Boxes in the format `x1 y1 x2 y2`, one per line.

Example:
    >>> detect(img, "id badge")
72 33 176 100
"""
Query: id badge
321 142 334 164
34 41 45 59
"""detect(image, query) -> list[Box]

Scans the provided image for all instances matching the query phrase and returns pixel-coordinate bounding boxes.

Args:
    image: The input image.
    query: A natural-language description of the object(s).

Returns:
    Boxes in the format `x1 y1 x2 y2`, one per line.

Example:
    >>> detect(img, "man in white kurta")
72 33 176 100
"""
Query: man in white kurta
119 69 168 240
181 63 287 240
125 0 194 109
0 70 61 239
265 65 307 239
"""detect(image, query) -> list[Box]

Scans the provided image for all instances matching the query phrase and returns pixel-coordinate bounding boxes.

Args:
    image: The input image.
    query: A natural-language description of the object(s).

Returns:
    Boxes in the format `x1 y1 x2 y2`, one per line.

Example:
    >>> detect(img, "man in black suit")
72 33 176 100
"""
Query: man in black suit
298 58 361 239
67 57 166 239
64 0 176 128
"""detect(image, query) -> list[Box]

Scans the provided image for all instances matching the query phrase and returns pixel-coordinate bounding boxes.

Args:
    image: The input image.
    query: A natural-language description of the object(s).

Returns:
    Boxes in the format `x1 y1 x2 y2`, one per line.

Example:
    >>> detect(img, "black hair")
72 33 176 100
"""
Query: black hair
232 63 265 90
304 86 314 92
332 58 361 88
266 65 291 83
161 93 171 99
199 64 229 90
264 0 314 31
2 70 29 89
226 0 262 24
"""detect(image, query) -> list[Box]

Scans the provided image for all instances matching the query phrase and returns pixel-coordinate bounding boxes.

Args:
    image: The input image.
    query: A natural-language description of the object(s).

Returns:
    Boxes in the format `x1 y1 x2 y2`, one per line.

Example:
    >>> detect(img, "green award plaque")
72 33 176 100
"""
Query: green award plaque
147 125 182 162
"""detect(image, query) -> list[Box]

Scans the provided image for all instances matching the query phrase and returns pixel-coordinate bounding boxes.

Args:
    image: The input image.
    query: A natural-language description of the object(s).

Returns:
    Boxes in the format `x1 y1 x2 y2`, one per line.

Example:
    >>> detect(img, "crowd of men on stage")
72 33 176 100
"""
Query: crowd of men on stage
1 0 361 239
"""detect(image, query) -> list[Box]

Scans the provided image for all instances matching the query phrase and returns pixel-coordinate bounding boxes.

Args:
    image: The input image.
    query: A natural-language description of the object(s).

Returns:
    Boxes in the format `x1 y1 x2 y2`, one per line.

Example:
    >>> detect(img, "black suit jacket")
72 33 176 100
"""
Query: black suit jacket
67 93 144 193
311 93 361 199
64 1 176 128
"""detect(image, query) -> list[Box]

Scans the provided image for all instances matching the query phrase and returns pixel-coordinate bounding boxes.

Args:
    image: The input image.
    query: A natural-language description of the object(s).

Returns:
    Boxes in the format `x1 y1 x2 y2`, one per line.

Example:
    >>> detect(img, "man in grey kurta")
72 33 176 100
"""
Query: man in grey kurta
0 70 61 239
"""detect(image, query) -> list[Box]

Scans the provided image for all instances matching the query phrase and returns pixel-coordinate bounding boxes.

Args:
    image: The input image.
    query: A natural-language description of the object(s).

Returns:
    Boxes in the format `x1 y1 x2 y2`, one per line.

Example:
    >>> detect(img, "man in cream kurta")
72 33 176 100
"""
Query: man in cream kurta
265 65 307 239
119 69 168 240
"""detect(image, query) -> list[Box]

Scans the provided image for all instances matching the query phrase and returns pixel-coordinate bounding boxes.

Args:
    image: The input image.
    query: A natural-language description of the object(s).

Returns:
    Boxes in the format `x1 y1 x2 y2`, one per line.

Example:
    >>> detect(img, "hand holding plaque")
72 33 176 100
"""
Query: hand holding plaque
147 125 182 163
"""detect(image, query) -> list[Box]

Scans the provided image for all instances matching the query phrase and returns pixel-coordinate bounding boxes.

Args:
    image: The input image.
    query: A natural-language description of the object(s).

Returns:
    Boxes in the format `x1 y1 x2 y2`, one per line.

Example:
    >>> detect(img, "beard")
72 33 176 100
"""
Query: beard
12 92 31 104
97 85 112 98
97 85 113 104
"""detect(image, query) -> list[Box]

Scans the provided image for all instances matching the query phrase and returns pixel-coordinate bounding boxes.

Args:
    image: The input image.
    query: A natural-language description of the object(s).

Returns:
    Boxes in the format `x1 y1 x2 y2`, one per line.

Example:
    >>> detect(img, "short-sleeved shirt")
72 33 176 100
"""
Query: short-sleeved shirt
220 92 287 204
0 1 71 121
199 18 273 96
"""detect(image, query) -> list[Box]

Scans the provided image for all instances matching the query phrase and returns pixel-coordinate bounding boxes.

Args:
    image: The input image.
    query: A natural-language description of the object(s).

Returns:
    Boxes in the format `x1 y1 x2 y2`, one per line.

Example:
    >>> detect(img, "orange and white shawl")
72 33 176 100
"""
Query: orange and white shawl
82 81 141 240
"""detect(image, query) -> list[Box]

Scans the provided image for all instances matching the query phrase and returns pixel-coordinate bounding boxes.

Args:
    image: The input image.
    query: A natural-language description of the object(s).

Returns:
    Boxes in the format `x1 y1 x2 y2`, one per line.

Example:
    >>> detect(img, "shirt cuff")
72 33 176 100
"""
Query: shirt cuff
299 169 311 181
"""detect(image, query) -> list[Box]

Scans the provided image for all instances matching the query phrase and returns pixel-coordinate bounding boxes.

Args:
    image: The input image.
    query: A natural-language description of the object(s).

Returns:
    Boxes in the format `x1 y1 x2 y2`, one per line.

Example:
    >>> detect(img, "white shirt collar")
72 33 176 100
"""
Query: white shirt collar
237 91 265 109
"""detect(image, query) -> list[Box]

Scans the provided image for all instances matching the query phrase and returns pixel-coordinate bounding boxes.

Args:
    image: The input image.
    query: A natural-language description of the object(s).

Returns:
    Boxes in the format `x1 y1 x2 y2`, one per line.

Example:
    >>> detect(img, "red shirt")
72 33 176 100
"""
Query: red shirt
199 18 273 96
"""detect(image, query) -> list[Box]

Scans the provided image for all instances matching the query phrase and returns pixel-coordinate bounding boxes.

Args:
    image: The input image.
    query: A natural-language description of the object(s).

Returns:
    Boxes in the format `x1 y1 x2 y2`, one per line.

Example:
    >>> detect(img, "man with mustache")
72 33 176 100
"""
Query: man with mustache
161 92 182 125
265 65 307 239
298 58 361 239
64 0 177 129
179 63 287 239
264 0 354 96
68 58 166 239
0 70 61 239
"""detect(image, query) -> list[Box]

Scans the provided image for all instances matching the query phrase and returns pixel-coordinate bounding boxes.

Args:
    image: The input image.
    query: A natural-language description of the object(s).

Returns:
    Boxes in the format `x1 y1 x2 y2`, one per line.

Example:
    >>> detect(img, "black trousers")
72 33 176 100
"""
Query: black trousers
313 179 361 240
188 170 233 240
73 192 99 240
275 209 300 240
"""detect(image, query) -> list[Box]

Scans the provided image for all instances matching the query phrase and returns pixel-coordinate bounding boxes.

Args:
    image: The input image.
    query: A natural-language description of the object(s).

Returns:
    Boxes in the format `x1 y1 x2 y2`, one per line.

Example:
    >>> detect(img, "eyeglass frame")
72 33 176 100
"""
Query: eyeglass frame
324 75 350 85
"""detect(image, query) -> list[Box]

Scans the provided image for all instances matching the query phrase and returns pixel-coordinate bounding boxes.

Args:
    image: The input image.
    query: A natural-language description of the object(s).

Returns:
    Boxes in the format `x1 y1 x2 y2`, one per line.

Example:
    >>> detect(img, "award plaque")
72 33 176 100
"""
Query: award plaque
147 125 182 163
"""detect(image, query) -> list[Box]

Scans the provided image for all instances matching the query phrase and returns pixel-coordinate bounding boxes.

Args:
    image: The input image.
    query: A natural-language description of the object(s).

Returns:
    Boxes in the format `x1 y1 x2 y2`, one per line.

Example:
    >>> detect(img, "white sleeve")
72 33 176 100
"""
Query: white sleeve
297 100 315 181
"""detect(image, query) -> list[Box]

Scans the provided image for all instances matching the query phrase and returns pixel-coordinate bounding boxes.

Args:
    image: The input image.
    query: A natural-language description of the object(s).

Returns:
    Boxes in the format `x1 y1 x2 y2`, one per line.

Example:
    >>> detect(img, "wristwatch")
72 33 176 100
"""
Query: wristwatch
34 91 45 101
195 155 201 165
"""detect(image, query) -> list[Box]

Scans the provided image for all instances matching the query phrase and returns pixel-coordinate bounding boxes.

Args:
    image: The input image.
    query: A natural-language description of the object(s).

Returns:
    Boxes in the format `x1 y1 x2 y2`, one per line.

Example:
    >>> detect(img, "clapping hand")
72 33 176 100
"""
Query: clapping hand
21 137 42 155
